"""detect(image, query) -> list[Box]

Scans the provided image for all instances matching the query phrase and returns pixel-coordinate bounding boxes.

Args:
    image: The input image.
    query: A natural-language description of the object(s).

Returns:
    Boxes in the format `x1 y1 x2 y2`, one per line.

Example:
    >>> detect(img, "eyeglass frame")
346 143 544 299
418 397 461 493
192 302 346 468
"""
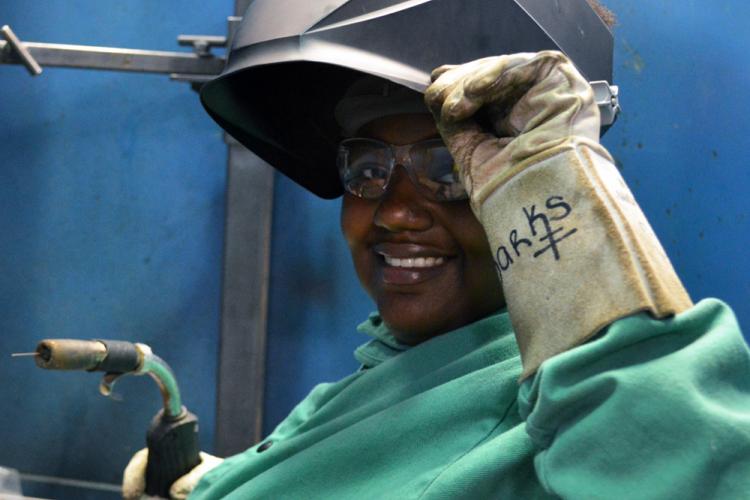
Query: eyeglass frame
336 137 468 202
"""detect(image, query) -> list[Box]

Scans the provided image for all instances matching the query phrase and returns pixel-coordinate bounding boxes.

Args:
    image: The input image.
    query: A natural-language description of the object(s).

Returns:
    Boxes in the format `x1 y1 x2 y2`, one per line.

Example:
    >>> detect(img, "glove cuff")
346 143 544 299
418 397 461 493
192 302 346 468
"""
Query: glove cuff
478 139 693 380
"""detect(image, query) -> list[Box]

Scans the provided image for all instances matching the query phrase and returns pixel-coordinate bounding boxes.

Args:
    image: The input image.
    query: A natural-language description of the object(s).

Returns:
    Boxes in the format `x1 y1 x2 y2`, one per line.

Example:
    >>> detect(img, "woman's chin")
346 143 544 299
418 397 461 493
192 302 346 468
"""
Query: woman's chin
378 296 466 345
376 288 505 346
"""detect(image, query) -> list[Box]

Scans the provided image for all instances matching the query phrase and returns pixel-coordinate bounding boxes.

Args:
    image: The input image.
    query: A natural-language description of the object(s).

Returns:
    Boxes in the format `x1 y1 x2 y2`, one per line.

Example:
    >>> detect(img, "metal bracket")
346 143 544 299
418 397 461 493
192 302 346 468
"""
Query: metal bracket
1 25 42 76
171 31 231 89
177 35 227 57
591 80 621 128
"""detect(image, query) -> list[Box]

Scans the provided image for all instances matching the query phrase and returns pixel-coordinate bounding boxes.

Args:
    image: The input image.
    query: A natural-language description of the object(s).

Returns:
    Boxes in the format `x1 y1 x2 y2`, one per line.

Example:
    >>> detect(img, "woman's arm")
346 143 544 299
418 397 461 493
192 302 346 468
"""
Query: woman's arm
520 299 750 498
426 52 750 497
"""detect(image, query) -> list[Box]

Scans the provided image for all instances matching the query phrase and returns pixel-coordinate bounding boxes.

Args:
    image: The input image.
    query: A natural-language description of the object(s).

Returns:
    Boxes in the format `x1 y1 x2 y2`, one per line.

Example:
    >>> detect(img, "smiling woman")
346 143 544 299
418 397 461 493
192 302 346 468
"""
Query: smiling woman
122 1 750 498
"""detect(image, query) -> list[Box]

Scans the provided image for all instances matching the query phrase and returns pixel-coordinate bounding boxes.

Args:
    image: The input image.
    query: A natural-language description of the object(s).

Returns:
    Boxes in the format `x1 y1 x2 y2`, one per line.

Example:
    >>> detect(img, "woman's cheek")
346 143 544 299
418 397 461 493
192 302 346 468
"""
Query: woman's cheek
340 196 378 295
341 196 370 244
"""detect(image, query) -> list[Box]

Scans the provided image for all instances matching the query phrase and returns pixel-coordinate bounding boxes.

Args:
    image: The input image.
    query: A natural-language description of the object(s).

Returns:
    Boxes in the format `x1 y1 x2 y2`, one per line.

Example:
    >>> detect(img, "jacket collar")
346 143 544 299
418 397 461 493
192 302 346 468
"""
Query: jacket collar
354 309 510 368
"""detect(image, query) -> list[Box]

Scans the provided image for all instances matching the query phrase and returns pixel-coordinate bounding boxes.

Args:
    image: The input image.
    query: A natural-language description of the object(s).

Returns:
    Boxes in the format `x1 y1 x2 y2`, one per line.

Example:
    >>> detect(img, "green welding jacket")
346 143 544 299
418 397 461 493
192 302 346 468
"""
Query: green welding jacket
190 299 750 499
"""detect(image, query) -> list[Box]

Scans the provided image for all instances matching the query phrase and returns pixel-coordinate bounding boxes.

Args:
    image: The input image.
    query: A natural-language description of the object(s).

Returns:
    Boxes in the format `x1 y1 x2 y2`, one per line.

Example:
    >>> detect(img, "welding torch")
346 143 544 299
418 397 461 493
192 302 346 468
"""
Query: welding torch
22 339 201 498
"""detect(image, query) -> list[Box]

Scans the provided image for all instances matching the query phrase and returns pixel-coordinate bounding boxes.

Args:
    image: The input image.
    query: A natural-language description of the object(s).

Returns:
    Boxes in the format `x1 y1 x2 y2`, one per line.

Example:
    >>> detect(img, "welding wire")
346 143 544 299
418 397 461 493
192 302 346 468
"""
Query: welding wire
10 352 39 357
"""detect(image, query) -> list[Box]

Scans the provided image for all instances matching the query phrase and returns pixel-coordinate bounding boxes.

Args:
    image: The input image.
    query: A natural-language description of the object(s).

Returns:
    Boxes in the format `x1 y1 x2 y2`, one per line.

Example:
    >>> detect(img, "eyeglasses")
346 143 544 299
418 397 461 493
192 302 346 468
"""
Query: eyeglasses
337 138 467 201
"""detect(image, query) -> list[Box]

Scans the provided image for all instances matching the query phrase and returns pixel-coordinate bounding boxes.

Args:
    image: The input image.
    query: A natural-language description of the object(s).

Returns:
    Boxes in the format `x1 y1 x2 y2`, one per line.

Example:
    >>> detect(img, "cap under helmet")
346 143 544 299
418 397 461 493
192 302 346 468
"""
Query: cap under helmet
200 0 616 199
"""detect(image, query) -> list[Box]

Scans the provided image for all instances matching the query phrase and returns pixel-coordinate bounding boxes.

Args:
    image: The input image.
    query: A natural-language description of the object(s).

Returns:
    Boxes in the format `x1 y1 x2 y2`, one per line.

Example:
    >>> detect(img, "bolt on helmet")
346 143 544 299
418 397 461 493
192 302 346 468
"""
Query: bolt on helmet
201 0 617 199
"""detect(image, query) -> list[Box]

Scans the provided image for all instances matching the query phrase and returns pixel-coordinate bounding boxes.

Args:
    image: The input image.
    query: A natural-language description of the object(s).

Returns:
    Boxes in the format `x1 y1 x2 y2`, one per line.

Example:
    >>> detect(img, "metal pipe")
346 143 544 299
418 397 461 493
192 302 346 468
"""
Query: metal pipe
138 345 184 419
0 40 225 75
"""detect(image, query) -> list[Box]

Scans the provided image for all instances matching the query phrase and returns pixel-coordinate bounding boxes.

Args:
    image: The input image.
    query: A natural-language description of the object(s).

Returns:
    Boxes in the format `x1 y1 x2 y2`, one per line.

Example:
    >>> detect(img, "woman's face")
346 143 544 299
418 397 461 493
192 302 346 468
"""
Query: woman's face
341 113 505 345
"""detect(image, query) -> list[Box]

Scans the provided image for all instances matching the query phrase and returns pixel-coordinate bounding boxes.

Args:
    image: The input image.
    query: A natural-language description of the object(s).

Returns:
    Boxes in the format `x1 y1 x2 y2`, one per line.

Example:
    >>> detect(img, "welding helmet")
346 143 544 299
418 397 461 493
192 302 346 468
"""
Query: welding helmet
200 0 618 199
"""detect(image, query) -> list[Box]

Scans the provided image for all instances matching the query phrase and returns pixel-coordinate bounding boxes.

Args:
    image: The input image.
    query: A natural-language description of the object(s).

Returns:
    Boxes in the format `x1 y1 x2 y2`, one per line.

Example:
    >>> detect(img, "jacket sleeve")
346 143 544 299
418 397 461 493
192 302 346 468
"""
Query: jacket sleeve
518 298 750 499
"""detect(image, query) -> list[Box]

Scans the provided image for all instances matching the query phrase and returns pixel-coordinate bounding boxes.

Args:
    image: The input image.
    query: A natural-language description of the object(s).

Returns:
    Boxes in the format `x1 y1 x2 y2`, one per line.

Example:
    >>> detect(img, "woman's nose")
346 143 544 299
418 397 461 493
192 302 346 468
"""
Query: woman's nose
373 166 433 232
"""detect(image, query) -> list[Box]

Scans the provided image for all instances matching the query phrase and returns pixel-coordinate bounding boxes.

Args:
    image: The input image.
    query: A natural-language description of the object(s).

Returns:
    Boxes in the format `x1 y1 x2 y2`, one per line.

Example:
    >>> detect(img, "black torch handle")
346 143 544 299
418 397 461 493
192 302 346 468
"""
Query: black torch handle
145 408 201 498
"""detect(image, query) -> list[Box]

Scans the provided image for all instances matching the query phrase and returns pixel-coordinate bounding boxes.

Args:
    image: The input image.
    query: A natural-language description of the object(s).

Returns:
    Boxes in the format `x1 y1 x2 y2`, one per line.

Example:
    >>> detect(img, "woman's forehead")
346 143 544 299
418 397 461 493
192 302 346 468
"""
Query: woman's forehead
357 113 439 145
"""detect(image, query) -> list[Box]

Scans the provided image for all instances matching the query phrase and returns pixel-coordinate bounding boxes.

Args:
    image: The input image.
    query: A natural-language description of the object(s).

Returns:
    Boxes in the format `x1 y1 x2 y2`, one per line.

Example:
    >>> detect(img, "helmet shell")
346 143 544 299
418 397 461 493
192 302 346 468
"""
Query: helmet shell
201 0 615 199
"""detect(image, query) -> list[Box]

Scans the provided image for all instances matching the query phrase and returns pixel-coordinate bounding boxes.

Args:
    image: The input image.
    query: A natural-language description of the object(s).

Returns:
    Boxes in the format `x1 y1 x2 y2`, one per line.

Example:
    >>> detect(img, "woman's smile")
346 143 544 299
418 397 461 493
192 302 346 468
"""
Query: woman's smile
374 242 455 286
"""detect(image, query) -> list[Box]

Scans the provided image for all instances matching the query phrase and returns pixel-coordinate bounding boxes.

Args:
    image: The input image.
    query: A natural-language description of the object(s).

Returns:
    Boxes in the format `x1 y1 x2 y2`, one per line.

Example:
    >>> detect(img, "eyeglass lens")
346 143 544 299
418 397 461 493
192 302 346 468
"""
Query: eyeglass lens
337 139 466 201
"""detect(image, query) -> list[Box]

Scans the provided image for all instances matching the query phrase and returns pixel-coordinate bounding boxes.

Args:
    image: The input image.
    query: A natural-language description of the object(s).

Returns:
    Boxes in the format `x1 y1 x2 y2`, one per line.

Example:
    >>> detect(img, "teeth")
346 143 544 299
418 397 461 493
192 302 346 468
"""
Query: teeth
383 255 446 268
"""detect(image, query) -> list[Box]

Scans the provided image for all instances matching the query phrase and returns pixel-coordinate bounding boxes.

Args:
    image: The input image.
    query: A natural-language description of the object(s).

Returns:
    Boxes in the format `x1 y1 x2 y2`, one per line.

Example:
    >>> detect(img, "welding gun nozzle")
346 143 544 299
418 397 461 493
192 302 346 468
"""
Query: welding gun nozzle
34 339 108 370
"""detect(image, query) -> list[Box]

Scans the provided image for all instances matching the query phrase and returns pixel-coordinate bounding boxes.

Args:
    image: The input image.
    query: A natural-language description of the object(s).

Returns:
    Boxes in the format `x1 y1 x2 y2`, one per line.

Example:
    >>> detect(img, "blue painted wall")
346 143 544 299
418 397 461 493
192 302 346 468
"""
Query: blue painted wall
262 0 750 435
0 1 230 498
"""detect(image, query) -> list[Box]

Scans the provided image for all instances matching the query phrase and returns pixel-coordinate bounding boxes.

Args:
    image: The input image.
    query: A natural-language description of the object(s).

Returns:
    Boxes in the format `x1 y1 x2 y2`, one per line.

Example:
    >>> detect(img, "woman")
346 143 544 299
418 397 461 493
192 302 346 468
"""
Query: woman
125 1 750 498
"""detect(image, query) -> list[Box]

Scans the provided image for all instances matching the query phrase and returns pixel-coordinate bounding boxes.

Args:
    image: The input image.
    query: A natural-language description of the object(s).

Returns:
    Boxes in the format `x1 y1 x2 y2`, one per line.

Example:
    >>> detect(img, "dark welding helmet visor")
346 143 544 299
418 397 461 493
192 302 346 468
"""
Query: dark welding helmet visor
200 0 616 199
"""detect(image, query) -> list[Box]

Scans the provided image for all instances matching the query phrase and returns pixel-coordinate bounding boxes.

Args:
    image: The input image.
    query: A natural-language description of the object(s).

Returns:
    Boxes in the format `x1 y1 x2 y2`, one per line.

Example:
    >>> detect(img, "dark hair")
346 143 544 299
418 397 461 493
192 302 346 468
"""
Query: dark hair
587 0 617 27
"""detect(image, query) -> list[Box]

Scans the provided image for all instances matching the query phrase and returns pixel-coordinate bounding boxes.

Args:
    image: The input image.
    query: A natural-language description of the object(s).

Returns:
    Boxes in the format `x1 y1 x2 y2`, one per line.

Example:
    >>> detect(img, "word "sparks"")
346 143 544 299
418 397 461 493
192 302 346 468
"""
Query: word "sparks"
493 195 578 276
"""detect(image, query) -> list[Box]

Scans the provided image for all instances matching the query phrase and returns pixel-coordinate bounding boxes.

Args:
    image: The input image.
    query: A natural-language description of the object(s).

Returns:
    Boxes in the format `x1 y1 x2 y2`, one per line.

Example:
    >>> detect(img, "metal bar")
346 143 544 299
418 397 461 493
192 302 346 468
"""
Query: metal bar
0 40 224 75
227 17 243 44
212 0 273 457
214 137 274 456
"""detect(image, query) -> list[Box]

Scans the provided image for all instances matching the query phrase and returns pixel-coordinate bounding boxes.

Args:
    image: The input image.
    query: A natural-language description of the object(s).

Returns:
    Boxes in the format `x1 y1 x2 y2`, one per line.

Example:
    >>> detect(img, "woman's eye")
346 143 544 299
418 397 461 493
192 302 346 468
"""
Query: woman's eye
359 166 387 180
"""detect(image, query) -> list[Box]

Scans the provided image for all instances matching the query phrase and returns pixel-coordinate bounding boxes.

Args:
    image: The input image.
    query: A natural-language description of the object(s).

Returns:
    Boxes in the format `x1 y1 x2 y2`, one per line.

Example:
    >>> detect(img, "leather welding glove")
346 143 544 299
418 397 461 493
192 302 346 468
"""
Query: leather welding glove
122 448 223 500
425 51 692 380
